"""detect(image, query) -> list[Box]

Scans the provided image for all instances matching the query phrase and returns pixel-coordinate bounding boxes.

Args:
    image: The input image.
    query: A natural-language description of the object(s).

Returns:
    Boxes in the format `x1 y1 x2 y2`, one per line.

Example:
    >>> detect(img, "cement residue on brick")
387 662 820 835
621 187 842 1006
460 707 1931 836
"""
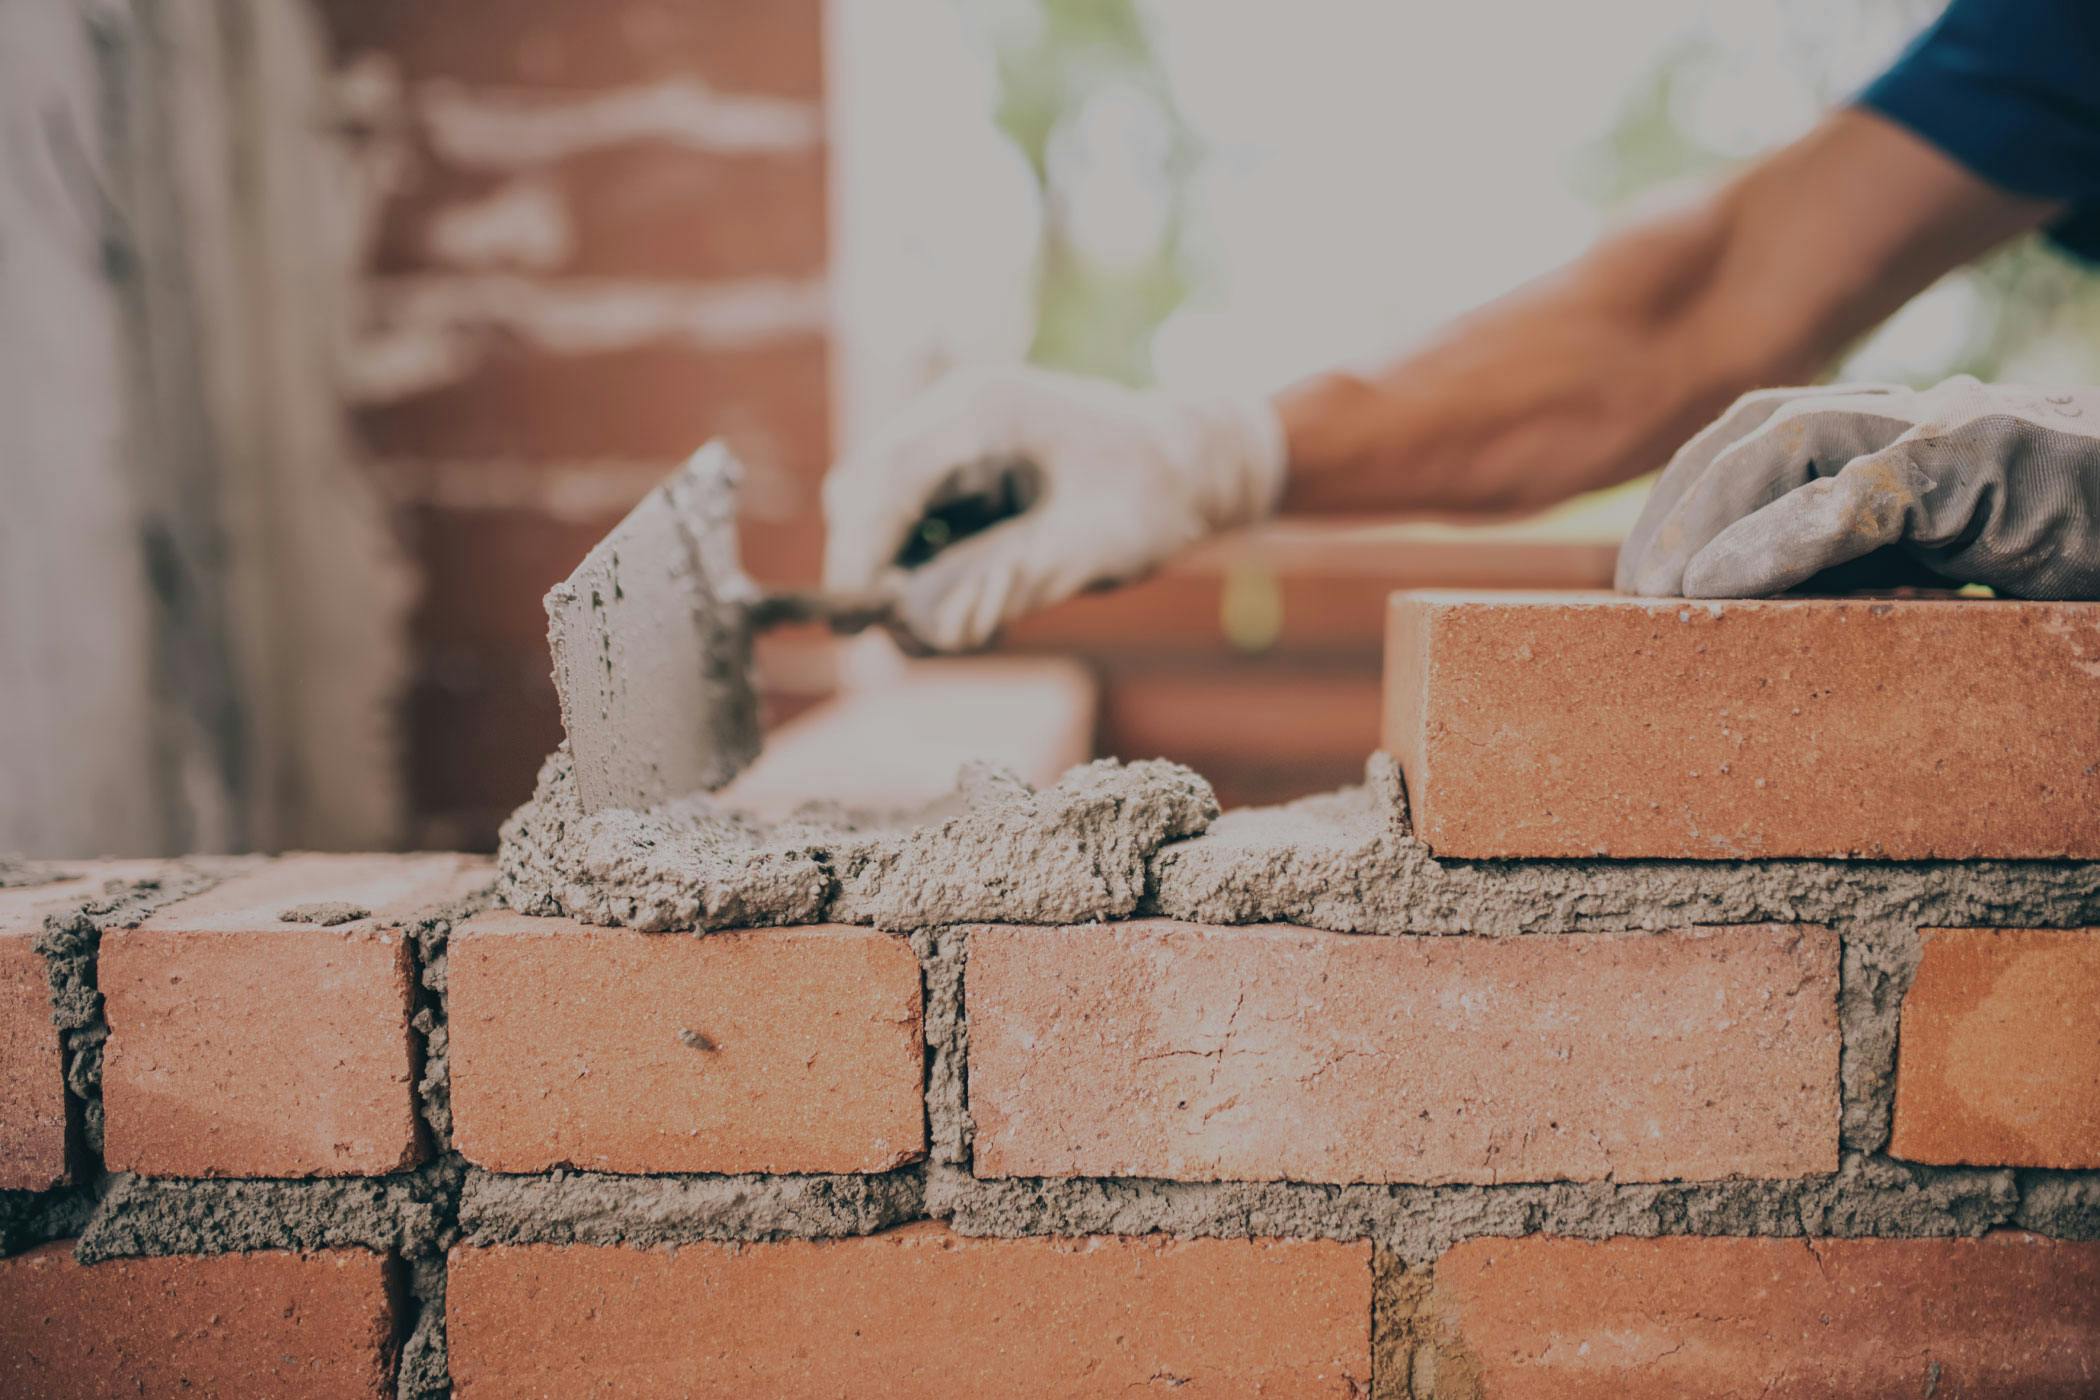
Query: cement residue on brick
498 745 1216 932
1151 755 2100 936
912 927 972 1165
458 1167 925 1246
32 861 241 1156
404 886 500 1151
926 1153 2065 1265
74 1161 462 1263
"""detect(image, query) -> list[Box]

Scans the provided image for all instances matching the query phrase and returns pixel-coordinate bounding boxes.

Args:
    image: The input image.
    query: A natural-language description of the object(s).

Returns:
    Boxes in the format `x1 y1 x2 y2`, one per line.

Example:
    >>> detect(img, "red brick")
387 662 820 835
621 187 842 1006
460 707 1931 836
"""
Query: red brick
1422 1234 2100 1399
0 863 169 1190
100 854 489 1178
375 143 827 280
354 337 830 466
969 921 1836 1184
0 1244 398 1399
0 937 65 1192
320 0 825 96
1891 927 2100 1168
447 916 922 1173
447 1226 1369 1396
1384 591 2100 859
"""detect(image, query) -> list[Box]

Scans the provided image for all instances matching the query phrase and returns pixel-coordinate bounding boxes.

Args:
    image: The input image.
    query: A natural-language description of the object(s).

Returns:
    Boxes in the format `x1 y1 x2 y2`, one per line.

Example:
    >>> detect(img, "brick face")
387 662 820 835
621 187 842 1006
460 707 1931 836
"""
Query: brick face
447 1227 1370 1397
1891 927 2100 1169
1422 1234 2100 1399
0 1245 399 1399
447 916 924 1174
1384 591 2100 859
100 854 488 1178
319 0 825 95
968 921 1838 1185
0 935 66 1191
0 864 170 1190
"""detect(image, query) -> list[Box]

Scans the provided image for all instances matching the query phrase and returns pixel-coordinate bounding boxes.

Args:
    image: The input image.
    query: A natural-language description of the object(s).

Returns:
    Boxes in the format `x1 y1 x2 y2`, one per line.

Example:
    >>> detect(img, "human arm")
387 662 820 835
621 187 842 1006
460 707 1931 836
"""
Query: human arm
1275 107 2061 517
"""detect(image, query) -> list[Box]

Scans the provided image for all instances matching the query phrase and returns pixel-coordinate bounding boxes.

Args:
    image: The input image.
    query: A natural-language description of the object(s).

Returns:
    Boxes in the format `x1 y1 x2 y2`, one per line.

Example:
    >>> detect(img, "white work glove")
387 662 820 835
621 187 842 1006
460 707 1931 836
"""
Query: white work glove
822 366 1288 651
1617 376 2100 599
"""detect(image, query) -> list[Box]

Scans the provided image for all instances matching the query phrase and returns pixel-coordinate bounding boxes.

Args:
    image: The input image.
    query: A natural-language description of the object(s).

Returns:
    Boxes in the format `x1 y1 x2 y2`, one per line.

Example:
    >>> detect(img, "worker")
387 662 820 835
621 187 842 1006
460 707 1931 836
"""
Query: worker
821 0 2100 652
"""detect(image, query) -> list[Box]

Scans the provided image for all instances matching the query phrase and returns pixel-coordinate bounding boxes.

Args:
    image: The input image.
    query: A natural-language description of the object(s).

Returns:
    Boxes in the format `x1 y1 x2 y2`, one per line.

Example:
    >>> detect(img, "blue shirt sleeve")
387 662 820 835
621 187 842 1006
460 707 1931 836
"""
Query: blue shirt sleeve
1858 0 2100 261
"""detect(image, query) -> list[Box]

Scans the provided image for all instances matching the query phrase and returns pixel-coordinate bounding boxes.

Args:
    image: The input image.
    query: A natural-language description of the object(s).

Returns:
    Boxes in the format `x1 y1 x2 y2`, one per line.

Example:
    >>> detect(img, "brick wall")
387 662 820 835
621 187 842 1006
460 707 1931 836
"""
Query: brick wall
317 0 834 849
5 590 2098 1395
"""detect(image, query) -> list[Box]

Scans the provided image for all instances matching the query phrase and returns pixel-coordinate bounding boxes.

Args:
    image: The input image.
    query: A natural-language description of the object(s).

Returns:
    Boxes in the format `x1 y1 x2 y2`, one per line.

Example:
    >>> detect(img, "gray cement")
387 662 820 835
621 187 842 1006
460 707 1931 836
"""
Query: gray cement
497 747 1217 932
74 1161 462 1263
459 1168 926 1247
1152 756 2100 935
547 446 767 813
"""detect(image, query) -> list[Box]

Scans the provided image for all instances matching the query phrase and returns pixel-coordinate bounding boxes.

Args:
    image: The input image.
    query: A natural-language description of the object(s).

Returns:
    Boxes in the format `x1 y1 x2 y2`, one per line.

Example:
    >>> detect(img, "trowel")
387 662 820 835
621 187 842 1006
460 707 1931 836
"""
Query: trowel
546 441 1027 813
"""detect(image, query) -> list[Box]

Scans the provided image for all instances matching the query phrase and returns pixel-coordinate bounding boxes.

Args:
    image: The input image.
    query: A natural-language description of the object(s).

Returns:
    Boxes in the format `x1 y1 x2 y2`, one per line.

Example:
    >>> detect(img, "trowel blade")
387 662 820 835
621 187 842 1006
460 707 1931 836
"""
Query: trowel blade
545 442 764 812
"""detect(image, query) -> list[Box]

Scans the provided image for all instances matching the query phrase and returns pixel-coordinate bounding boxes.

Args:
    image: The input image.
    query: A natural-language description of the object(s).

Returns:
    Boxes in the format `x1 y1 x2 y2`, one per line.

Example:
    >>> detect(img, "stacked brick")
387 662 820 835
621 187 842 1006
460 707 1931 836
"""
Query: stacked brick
4 592 2099 1396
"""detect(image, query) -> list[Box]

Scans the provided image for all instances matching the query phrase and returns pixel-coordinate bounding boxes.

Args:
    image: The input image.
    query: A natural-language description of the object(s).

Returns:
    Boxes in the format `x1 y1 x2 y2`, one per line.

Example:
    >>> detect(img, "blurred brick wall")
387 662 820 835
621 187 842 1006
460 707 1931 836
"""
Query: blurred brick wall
317 0 832 848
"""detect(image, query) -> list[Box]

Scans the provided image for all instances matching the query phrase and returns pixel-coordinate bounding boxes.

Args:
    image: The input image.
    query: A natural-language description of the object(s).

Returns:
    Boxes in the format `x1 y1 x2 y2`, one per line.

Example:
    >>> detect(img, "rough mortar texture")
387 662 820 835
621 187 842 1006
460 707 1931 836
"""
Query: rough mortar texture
458 1167 926 1247
74 1160 463 1263
498 747 1216 931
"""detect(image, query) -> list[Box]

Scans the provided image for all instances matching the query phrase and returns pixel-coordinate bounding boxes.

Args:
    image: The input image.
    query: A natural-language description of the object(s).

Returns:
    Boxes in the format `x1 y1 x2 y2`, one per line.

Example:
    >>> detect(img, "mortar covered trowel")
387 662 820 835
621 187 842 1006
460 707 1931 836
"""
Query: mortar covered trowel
545 442 888 813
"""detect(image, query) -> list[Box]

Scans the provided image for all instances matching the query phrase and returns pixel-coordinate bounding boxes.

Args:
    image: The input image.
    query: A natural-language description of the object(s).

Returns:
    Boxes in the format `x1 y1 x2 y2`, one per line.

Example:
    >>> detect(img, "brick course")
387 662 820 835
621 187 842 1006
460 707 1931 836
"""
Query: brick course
968 921 1838 1184
1384 591 2100 858
447 915 923 1174
100 853 487 1178
447 1227 1371 1397
1891 927 2100 1169
1421 1234 2100 1398
0 1245 399 1399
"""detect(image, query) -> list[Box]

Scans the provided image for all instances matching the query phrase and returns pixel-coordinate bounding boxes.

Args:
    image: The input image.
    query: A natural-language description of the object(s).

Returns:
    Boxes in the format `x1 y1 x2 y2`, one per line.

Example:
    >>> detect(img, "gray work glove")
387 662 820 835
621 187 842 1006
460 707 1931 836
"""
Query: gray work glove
1616 376 2100 599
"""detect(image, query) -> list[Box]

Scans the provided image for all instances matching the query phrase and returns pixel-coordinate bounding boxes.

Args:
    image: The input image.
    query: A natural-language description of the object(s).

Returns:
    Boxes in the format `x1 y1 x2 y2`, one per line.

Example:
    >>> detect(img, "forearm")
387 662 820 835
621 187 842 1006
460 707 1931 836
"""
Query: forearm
1275 108 2060 516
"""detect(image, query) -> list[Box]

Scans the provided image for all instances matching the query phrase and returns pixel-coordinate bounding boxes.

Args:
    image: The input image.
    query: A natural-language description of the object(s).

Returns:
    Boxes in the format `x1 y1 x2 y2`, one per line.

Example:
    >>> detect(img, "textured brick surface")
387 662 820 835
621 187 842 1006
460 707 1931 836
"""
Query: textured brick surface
0 1244 398 1399
101 853 487 1177
1892 927 2100 1168
1424 1234 2100 1399
448 1227 1370 1397
0 863 167 1190
0 936 66 1191
969 921 1837 1184
1384 591 2100 858
448 916 923 1174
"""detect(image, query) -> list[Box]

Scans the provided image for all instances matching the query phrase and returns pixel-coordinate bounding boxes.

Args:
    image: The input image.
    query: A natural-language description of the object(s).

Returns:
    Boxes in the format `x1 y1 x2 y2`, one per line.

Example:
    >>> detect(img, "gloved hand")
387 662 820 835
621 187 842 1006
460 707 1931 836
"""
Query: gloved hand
822 366 1288 651
1616 375 2100 599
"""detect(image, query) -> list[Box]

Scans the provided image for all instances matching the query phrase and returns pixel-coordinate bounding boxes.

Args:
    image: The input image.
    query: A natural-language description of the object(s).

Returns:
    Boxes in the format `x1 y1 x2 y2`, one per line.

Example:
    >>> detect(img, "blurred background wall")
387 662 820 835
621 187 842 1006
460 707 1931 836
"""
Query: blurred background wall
5 0 2097 855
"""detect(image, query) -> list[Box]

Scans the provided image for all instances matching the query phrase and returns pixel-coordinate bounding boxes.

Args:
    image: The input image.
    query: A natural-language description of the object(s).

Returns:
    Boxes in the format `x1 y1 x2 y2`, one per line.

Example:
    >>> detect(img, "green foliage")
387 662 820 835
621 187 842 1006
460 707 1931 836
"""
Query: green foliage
978 0 1197 385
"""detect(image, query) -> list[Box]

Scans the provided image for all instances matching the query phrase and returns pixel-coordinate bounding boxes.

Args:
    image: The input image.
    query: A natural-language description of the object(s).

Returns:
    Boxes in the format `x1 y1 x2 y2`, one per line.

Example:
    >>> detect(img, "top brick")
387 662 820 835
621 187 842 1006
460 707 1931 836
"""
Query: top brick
1384 591 2100 859
101 854 489 1178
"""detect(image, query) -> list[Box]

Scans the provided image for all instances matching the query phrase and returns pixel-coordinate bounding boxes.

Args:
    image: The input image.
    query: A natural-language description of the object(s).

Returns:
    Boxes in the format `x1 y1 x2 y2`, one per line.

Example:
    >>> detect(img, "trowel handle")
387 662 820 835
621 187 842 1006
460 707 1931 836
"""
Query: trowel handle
894 460 1039 568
